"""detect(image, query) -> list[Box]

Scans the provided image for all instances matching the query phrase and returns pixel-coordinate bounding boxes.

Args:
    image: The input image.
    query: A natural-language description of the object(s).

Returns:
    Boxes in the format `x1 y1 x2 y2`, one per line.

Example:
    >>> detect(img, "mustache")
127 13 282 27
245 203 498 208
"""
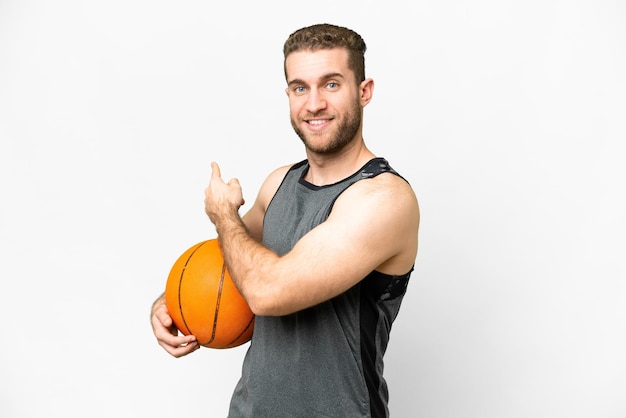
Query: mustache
303 111 333 119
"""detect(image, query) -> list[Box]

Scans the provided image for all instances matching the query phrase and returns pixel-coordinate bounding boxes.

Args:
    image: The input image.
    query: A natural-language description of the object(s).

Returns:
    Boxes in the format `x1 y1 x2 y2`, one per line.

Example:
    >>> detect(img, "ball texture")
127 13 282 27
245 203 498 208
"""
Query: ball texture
165 239 254 349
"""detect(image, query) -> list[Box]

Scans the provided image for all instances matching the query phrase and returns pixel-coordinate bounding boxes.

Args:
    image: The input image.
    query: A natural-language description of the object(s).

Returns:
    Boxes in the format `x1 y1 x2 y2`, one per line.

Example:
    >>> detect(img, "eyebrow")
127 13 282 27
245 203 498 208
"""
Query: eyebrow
287 72 345 88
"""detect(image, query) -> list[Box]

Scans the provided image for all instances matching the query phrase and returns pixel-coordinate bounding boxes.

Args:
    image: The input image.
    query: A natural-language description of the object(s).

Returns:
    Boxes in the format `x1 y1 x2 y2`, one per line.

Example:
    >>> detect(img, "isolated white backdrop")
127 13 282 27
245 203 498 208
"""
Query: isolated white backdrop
1 1 625 417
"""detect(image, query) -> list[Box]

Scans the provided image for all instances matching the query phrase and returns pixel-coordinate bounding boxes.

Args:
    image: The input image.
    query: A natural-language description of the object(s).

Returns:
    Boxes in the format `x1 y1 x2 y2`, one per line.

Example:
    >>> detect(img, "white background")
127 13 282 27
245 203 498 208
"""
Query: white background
1 1 625 417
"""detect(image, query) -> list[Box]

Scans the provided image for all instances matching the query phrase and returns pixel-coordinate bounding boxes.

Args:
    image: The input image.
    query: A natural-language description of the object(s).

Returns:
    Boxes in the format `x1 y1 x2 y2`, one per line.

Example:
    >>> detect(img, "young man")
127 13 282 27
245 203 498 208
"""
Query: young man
151 23 420 417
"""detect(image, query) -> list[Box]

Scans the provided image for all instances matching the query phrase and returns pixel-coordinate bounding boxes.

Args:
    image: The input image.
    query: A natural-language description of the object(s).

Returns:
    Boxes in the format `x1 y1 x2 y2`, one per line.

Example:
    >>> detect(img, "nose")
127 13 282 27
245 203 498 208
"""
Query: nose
305 89 327 114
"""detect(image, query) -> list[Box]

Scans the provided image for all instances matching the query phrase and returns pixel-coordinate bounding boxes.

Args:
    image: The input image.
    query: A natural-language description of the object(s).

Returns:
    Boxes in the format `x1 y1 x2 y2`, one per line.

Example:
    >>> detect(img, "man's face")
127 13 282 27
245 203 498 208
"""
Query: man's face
285 48 363 155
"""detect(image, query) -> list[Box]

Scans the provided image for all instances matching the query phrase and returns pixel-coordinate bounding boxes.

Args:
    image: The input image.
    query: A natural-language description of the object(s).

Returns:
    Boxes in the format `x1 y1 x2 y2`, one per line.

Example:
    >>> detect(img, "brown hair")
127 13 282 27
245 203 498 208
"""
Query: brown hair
283 23 367 84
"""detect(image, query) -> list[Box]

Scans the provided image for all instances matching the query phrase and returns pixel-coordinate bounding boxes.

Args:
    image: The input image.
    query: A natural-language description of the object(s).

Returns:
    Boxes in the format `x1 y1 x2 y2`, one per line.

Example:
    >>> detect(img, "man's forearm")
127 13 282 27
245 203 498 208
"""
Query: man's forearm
214 211 276 313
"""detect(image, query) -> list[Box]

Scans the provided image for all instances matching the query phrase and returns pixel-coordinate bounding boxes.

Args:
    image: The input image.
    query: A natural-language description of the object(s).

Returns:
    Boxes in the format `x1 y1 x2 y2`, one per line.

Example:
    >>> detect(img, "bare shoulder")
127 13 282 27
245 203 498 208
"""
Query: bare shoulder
256 163 294 207
350 172 418 230
345 171 418 211
331 172 420 274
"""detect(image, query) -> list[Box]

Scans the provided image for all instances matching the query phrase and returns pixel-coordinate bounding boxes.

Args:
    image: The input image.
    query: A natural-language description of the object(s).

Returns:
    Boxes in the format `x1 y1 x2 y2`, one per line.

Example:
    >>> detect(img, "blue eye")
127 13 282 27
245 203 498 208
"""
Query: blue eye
327 82 338 89
294 86 306 94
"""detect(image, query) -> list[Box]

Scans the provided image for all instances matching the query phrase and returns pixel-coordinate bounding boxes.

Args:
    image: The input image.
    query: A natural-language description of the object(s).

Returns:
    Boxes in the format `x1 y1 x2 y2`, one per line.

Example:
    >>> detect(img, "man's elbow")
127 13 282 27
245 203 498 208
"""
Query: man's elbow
245 289 293 317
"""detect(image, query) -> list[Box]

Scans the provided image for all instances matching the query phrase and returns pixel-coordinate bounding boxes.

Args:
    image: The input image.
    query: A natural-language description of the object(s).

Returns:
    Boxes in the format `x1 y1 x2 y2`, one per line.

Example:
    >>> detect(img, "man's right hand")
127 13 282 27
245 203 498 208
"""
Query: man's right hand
150 293 200 357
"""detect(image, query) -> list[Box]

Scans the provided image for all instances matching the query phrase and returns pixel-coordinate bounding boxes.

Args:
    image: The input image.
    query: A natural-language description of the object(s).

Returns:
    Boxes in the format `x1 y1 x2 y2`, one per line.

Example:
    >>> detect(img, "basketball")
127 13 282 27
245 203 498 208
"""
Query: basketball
165 239 255 349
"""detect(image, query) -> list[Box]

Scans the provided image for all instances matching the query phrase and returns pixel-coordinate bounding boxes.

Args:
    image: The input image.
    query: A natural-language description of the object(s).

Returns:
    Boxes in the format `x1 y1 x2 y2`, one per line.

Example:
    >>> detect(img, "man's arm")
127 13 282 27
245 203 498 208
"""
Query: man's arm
149 164 287 357
205 162 419 317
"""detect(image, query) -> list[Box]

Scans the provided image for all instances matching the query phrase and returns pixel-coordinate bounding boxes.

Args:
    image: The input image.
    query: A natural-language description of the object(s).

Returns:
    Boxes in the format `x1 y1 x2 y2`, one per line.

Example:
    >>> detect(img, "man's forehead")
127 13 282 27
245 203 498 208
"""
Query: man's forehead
285 48 351 81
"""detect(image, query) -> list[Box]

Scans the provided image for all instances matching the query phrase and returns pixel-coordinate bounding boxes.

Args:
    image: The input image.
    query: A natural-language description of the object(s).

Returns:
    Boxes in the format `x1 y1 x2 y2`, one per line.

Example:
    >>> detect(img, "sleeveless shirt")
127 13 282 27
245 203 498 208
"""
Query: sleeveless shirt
228 158 413 418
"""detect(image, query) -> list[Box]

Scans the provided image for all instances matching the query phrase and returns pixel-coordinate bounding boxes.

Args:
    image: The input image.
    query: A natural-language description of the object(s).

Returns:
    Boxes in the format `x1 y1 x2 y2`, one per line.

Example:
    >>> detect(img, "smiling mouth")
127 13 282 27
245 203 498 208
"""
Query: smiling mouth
305 118 332 128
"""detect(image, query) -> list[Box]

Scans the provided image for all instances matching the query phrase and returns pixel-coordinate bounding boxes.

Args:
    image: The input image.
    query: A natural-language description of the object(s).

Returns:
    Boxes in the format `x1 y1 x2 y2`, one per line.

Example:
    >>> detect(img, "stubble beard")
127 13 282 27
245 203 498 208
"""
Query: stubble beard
291 100 362 155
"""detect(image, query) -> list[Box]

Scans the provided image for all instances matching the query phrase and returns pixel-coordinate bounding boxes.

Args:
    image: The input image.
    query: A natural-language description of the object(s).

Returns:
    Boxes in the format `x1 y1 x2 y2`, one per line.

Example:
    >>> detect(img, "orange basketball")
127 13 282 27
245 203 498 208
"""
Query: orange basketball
165 239 254 349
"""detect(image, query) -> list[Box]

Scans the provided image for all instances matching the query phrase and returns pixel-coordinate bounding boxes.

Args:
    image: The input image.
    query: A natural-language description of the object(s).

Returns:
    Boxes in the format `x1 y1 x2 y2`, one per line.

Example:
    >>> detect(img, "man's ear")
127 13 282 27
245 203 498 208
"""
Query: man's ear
360 78 374 107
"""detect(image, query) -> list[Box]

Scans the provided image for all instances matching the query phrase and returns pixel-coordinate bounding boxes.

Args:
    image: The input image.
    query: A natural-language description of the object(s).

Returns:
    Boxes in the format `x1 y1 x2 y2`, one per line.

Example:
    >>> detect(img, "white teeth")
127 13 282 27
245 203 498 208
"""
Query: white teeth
308 120 326 125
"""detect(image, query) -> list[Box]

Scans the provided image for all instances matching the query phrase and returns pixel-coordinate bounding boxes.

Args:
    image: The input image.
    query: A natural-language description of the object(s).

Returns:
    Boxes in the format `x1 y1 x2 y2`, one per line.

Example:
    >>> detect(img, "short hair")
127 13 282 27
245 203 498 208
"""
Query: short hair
283 23 367 84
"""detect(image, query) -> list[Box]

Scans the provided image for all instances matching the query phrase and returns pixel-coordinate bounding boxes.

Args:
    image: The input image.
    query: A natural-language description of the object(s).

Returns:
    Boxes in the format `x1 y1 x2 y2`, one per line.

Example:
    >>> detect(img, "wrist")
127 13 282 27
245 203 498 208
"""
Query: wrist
214 209 245 237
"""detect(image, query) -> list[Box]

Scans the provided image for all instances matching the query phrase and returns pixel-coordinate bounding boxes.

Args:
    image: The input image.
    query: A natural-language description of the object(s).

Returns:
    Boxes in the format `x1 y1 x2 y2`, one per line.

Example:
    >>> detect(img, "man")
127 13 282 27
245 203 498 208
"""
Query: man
151 23 420 417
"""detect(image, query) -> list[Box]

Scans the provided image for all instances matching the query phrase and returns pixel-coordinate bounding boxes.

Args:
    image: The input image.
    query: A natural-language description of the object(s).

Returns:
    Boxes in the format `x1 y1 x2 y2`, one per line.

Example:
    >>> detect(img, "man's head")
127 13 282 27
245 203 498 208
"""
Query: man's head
283 24 373 156
283 23 367 85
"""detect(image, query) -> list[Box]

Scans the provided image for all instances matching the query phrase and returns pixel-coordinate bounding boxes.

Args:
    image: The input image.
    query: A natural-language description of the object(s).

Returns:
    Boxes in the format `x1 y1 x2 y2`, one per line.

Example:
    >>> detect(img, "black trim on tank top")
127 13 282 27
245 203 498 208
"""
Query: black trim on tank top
360 269 412 418
296 157 404 190
366 268 413 301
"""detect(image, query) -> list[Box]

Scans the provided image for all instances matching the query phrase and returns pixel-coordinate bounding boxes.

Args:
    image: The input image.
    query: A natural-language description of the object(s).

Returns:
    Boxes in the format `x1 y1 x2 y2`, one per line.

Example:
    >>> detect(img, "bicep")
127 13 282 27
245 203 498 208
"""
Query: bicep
269 178 418 313
280 215 384 304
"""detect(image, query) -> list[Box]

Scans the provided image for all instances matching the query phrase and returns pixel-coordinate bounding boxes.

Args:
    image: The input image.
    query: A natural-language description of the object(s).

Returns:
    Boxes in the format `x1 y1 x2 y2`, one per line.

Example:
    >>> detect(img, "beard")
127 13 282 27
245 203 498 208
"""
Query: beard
290 99 362 155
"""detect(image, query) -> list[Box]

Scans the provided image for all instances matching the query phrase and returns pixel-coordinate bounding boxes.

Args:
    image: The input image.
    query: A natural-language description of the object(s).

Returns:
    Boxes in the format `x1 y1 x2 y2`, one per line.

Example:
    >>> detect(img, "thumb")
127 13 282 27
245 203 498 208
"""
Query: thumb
210 162 222 181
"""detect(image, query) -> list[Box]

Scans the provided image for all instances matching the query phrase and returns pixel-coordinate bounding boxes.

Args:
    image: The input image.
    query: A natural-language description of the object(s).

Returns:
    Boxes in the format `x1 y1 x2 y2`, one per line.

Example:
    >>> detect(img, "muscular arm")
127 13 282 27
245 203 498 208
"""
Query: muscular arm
205 162 419 317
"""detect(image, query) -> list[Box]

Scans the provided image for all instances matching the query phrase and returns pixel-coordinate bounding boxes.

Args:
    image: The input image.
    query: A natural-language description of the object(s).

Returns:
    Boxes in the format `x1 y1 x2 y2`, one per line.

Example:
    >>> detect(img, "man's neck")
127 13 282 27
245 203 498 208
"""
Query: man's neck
303 142 376 186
